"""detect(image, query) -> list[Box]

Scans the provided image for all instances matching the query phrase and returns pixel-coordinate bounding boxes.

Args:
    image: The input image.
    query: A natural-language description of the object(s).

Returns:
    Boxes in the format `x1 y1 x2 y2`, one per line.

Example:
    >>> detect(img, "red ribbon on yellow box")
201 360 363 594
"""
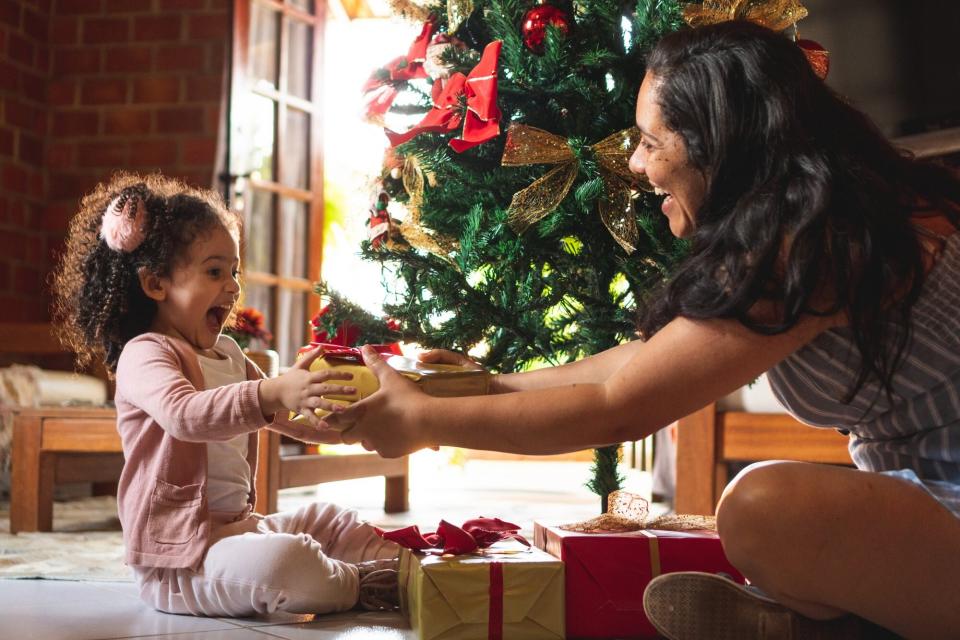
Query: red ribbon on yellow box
385 519 559 638
377 518 529 555
398 544 564 640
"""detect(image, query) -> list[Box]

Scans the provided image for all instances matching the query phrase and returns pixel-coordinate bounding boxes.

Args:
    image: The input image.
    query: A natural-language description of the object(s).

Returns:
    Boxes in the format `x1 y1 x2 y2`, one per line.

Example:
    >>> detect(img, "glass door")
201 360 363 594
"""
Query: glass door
228 0 325 365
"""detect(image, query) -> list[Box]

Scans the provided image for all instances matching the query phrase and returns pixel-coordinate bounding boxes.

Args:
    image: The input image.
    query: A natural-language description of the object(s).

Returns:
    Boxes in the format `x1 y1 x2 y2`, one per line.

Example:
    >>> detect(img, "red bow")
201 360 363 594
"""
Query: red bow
297 342 402 360
362 20 435 120
377 517 529 555
386 40 502 153
309 307 361 346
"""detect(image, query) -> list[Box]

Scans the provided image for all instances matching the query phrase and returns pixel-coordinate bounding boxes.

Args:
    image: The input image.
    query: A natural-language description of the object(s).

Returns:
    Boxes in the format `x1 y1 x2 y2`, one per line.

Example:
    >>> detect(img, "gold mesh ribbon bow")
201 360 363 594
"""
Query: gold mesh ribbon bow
501 124 651 254
560 490 716 533
446 0 474 33
682 0 808 32
399 155 460 261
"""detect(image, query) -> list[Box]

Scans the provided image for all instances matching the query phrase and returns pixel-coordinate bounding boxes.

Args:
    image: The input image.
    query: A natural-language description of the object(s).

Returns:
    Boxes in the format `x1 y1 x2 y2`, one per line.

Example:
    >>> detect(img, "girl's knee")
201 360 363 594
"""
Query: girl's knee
250 533 327 576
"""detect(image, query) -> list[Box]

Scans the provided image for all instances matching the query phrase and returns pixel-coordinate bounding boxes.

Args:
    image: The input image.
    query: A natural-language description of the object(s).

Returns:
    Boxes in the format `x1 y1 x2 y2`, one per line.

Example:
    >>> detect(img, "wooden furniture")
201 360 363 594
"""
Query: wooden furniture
10 407 121 532
255 431 408 515
5 321 409 532
9 406 407 532
674 402 853 515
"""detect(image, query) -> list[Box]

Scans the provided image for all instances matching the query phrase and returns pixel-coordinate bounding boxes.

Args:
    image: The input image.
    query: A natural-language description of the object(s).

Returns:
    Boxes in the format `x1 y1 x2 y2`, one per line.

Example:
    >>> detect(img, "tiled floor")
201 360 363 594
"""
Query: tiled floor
0 454 658 639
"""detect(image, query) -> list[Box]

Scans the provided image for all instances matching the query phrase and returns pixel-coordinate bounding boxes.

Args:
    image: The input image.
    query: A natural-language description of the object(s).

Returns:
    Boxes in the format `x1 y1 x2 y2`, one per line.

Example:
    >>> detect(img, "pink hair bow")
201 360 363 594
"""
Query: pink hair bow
376 517 529 555
100 194 147 252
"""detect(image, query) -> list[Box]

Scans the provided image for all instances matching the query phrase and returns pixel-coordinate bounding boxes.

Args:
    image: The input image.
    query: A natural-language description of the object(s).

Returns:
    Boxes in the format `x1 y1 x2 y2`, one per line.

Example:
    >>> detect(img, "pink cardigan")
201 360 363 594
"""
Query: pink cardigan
114 333 292 569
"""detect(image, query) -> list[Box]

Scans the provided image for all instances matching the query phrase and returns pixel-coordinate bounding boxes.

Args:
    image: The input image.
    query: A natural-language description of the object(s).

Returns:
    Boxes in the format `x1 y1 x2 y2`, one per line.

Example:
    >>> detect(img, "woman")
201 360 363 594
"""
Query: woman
327 21 960 638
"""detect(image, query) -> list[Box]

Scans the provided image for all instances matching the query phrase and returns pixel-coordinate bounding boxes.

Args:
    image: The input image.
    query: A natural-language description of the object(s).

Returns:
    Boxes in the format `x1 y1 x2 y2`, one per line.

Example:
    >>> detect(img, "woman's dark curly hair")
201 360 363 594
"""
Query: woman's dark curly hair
638 21 960 402
53 172 240 373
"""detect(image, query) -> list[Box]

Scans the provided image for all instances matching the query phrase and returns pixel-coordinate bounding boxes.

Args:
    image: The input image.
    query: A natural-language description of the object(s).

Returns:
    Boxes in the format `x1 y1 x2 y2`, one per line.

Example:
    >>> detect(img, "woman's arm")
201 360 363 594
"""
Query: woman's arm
328 312 839 457
490 339 647 393
423 339 647 393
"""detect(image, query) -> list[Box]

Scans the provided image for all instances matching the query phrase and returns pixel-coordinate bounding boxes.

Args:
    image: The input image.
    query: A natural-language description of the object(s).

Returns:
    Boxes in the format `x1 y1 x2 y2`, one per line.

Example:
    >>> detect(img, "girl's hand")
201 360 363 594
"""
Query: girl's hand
418 348 485 370
258 345 357 426
271 410 345 444
325 345 436 457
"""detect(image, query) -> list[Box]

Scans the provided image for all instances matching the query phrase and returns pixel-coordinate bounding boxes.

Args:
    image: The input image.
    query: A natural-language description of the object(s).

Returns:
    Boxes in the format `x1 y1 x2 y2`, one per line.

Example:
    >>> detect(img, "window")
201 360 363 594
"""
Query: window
229 0 325 364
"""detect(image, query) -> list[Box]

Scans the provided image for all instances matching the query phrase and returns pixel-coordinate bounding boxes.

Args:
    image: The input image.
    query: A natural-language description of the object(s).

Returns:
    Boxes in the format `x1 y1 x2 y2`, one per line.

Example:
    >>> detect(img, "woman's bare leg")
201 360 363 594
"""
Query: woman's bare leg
717 461 960 638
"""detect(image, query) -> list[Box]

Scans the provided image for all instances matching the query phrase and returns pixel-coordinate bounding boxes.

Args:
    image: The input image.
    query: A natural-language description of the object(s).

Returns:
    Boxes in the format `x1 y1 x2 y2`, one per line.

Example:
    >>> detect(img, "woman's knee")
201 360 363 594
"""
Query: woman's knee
716 461 801 565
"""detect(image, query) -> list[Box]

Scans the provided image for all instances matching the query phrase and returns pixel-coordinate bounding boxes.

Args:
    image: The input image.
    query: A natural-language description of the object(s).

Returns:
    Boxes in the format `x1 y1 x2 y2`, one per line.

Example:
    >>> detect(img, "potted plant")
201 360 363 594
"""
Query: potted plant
226 306 278 377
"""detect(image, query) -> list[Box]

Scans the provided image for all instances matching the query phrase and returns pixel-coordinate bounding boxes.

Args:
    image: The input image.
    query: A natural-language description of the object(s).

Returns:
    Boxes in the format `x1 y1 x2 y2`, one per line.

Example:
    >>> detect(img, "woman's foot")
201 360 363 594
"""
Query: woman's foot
643 572 872 640
356 558 400 611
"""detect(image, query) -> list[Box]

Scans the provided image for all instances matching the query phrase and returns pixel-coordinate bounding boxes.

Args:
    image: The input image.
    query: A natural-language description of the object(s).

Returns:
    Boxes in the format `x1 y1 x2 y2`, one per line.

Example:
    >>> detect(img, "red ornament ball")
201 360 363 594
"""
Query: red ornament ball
521 3 571 54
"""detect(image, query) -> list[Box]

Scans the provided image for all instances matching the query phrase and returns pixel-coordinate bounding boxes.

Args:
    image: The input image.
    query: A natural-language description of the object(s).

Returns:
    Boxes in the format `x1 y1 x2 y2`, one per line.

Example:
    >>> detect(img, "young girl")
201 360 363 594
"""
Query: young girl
52 172 400 618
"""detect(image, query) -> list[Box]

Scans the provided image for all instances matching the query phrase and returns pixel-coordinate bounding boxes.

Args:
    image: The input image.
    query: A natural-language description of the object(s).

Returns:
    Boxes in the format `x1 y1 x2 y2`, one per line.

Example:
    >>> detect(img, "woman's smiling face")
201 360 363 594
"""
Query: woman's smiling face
629 71 707 239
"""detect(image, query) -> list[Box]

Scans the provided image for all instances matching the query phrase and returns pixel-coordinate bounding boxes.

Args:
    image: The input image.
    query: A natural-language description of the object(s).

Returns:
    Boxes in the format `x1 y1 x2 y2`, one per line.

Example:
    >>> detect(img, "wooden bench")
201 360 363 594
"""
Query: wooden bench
4 322 408 532
674 402 853 515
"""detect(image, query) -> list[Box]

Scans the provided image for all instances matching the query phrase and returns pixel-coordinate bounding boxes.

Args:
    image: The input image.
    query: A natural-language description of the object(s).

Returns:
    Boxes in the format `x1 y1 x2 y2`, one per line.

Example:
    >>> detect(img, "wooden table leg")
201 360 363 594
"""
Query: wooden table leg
384 457 409 513
675 404 723 516
255 430 281 515
11 415 55 533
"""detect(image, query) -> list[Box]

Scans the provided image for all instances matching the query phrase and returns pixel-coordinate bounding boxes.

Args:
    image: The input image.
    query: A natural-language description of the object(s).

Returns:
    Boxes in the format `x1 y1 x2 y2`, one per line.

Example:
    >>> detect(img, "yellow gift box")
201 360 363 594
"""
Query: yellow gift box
400 545 565 640
290 347 490 423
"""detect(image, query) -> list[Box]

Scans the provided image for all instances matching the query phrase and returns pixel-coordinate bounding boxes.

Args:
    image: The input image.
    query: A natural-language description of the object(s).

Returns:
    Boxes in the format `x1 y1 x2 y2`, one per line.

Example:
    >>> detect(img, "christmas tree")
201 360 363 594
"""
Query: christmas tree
335 0 816 510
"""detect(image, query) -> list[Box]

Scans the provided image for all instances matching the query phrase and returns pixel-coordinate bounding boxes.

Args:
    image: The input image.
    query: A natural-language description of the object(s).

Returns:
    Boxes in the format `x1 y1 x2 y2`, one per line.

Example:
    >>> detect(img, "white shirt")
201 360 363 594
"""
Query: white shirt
197 335 251 515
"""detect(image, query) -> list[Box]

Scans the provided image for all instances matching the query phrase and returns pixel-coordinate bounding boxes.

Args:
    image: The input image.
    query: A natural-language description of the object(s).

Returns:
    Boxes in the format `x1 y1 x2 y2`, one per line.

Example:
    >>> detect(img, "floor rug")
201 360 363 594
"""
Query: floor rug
0 495 129 581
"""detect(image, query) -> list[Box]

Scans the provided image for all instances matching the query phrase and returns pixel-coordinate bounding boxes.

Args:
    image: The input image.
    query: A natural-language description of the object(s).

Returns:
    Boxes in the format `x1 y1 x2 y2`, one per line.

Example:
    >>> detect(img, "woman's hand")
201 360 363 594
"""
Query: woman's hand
258 345 356 426
325 345 436 457
417 348 485 370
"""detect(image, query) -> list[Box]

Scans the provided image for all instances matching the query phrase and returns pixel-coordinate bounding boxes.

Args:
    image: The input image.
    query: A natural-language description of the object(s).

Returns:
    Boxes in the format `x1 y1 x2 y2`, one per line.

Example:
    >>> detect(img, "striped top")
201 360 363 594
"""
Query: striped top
767 232 960 483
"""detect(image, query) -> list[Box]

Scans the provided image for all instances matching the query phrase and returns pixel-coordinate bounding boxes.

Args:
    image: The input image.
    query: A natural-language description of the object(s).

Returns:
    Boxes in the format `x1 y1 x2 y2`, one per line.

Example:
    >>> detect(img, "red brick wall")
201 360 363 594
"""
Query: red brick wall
0 0 228 322
0 0 52 321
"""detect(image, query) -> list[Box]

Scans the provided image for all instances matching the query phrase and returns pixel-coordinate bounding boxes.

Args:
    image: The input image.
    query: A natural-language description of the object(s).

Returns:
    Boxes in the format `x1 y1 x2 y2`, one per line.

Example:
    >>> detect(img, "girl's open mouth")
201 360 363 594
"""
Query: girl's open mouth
207 305 230 333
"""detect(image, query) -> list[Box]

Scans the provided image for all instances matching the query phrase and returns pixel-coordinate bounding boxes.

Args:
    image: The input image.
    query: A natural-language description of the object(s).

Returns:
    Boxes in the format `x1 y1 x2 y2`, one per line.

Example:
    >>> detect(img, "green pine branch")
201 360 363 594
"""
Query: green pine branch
329 0 689 509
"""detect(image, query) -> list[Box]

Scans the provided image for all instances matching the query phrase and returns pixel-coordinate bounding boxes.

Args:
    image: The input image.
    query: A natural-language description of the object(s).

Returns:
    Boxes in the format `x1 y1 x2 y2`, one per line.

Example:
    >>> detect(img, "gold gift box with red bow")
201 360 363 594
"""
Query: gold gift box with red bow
290 344 490 423
400 544 565 640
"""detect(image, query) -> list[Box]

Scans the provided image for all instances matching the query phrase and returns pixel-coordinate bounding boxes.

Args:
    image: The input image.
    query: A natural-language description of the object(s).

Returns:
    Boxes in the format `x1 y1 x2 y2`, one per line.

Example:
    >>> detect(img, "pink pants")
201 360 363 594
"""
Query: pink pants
133 502 399 617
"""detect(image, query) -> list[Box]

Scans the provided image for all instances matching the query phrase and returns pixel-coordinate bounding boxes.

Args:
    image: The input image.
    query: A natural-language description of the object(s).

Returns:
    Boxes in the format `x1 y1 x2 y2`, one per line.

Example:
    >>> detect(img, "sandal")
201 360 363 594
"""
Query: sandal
356 558 400 612
643 571 886 640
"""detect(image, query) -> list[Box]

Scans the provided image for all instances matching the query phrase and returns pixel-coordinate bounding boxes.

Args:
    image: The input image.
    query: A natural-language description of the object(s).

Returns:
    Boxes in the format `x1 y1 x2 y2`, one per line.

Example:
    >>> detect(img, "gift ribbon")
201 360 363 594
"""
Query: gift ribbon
559 490 716 533
639 530 661 578
488 562 503 640
377 518 529 555
296 343 401 361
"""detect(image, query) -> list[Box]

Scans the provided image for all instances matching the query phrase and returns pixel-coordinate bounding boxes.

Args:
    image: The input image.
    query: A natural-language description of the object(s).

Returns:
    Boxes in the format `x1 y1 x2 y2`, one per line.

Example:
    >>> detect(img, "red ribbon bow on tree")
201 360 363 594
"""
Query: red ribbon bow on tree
386 40 502 153
310 306 361 346
377 518 530 555
362 20 435 121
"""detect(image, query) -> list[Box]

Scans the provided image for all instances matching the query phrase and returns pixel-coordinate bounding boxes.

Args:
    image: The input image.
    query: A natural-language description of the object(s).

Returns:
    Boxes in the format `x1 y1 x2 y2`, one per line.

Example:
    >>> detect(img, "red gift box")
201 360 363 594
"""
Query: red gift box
534 521 745 639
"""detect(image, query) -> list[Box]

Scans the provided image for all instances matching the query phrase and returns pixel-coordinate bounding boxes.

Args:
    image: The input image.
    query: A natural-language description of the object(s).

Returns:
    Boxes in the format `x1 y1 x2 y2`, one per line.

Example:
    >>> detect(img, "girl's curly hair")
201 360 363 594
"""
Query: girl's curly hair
53 172 240 373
